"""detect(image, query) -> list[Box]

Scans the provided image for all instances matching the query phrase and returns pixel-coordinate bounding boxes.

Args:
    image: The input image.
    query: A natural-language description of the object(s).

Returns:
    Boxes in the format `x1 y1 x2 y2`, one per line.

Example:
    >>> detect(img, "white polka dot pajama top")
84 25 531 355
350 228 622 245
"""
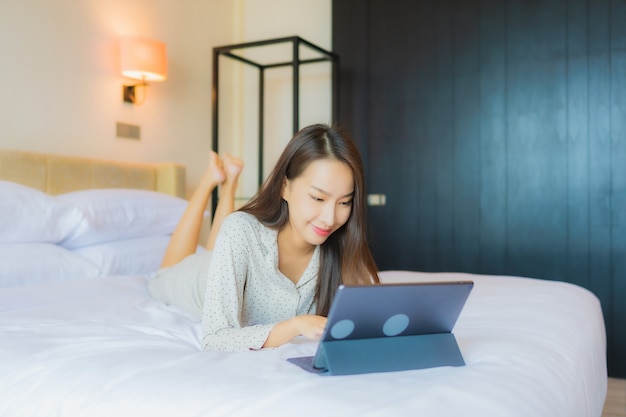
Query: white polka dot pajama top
149 211 319 352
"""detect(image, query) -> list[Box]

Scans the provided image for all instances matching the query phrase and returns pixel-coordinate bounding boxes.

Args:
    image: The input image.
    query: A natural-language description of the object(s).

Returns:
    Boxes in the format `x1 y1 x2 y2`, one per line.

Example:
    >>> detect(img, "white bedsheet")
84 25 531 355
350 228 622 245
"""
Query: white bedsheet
0 271 607 417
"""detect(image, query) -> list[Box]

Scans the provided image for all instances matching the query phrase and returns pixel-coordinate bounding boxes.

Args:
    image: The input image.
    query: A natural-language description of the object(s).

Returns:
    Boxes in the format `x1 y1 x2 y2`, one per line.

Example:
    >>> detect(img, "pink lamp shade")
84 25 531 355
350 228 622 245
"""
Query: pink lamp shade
120 37 167 82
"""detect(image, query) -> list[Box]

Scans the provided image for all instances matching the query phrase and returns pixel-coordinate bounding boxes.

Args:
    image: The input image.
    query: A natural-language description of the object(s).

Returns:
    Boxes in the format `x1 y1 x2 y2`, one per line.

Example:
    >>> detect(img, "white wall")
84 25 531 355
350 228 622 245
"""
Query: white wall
0 0 238 197
222 0 333 200
0 0 331 201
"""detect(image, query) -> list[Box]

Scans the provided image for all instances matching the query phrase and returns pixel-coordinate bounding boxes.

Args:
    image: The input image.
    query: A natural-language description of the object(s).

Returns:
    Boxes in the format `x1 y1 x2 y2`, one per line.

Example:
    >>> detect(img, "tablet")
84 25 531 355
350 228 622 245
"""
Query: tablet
288 280 474 375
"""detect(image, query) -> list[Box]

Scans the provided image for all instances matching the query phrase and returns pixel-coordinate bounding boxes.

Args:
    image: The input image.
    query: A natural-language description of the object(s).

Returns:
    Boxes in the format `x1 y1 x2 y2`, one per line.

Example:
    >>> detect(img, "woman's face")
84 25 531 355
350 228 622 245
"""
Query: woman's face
281 158 354 248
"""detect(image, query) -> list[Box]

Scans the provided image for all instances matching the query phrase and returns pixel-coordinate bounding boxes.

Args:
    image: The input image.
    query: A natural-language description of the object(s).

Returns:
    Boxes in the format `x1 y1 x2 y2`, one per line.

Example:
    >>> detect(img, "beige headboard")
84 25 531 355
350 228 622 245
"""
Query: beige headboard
0 149 186 198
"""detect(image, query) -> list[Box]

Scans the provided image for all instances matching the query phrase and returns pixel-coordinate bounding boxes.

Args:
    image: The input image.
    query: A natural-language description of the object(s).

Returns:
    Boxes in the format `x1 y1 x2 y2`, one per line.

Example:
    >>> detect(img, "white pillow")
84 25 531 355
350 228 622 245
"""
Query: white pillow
0 243 100 288
72 235 172 276
57 189 187 249
0 181 83 244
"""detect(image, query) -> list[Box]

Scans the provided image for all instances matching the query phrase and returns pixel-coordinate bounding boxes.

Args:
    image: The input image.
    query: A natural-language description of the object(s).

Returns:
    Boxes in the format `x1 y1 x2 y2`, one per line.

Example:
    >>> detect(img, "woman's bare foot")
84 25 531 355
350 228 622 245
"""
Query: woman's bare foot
222 154 244 186
201 151 226 187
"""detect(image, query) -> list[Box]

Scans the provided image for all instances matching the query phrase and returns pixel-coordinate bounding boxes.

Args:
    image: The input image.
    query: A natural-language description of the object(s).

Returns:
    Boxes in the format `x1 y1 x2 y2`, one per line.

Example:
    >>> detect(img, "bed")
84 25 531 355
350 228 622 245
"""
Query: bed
0 149 608 417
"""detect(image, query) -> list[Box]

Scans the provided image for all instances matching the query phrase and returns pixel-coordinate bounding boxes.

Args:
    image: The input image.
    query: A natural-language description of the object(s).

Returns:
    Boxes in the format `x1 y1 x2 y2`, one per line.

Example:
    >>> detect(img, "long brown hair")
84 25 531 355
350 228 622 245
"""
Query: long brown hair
239 124 379 316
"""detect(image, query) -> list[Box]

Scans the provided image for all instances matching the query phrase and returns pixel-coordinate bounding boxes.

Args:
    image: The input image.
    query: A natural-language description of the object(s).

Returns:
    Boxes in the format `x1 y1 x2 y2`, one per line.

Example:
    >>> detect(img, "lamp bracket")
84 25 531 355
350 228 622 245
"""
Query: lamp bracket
122 82 147 105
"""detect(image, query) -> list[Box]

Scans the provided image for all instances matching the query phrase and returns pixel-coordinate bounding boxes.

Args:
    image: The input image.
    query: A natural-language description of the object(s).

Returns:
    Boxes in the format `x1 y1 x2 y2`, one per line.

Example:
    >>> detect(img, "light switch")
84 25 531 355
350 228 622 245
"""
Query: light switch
367 194 386 206
116 122 141 140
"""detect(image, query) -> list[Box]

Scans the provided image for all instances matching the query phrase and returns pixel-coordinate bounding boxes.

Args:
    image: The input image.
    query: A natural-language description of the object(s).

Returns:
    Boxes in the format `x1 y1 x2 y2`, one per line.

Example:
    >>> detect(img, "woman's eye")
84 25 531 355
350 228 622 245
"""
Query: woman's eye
311 195 324 202
340 200 353 206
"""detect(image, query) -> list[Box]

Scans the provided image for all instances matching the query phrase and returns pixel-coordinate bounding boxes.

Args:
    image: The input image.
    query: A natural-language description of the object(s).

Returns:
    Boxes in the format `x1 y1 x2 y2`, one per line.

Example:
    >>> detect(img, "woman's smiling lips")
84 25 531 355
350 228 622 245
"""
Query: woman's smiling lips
311 225 331 237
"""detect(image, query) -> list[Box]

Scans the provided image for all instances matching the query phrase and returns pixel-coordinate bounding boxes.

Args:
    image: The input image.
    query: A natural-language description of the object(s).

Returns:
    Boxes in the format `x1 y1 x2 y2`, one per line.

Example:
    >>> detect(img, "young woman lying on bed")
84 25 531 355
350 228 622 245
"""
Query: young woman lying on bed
149 124 379 351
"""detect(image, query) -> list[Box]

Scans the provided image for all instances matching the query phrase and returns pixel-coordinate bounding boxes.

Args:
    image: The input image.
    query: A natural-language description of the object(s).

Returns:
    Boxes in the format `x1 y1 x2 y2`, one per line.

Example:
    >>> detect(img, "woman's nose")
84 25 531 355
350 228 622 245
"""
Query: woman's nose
319 203 336 226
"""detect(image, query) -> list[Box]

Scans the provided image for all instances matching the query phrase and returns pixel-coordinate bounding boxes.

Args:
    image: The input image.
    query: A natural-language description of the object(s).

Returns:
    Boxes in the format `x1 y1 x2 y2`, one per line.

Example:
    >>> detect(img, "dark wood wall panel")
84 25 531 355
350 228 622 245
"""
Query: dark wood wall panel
609 0 626 377
334 0 626 377
478 0 508 275
333 0 370 155
506 0 569 281
587 0 614 371
451 1 482 273
565 0 590 291
367 0 411 266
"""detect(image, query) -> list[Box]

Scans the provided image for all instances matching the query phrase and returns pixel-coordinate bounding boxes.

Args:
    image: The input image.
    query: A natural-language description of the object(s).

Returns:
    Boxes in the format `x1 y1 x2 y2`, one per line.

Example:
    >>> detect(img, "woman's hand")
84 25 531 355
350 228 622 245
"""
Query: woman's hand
291 314 327 340
263 315 327 348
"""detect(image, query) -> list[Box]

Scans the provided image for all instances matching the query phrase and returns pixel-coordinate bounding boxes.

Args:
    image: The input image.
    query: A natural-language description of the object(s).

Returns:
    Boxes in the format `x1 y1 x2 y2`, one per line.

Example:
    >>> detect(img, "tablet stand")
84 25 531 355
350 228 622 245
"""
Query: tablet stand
316 332 465 376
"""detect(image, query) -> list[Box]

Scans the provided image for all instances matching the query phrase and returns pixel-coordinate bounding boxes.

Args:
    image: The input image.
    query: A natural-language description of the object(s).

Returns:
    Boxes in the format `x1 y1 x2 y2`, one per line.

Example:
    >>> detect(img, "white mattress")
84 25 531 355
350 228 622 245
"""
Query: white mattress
0 271 607 417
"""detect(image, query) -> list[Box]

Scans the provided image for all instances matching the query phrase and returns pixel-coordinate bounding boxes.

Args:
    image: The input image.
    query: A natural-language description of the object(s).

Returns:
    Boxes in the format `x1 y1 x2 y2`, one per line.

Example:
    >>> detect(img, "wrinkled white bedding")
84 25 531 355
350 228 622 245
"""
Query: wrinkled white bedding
0 271 607 417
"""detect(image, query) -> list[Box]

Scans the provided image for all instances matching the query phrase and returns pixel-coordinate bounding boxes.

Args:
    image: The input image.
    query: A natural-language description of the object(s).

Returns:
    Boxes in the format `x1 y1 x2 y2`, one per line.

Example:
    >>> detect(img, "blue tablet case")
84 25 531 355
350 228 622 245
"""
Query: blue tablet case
287 281 474 376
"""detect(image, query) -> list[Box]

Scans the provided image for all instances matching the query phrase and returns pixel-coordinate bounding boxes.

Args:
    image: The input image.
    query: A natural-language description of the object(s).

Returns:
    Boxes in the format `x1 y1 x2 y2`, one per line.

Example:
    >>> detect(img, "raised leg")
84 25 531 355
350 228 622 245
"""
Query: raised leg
205 154 244 250
160 151 225 268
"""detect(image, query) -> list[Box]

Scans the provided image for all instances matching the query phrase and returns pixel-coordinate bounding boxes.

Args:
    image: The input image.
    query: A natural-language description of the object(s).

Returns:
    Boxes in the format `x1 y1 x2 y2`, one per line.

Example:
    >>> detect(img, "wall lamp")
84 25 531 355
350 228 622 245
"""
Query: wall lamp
120 37 167 105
